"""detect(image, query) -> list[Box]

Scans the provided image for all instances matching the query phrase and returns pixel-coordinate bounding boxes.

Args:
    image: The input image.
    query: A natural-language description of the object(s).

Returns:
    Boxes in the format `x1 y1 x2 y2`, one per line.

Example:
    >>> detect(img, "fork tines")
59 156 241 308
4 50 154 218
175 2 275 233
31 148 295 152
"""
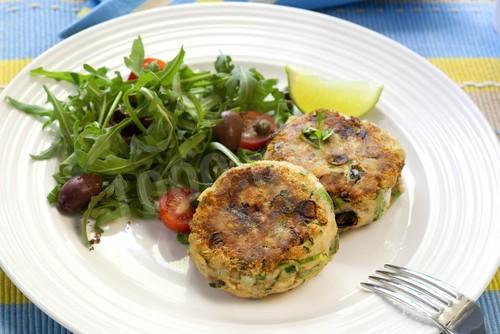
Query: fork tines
361 264 462 320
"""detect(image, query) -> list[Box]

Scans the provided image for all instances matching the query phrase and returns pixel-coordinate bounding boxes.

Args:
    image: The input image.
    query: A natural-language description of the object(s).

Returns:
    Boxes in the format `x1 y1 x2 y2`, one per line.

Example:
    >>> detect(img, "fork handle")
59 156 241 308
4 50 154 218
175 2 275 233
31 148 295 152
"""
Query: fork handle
446 302 485 334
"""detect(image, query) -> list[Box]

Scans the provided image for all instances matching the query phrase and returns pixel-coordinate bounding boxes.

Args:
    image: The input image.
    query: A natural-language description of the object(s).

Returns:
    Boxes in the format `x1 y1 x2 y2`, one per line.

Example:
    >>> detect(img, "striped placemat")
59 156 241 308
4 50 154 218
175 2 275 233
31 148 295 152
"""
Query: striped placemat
1 0 499 333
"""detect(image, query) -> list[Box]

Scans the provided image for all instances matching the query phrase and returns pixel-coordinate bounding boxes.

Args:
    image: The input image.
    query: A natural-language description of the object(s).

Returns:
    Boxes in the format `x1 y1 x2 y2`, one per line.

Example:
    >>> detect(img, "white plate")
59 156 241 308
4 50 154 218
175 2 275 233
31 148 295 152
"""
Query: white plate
1 4 499 334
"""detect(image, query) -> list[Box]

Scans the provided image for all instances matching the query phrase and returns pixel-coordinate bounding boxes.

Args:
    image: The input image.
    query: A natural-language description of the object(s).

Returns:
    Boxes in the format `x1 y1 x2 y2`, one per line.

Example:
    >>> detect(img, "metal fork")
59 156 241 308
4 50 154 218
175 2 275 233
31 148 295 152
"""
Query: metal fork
361 264 485 334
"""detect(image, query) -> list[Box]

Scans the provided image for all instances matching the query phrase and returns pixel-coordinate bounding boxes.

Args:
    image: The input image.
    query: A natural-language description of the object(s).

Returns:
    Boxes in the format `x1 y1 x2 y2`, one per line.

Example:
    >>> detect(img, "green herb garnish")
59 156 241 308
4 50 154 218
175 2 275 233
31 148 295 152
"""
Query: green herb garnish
301 110 333 148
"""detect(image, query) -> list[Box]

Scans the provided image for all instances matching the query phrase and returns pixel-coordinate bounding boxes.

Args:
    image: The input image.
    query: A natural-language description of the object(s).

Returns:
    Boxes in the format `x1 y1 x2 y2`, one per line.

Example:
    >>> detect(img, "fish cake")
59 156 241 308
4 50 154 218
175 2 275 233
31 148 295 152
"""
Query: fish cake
189 161 339 298
264 110 405 231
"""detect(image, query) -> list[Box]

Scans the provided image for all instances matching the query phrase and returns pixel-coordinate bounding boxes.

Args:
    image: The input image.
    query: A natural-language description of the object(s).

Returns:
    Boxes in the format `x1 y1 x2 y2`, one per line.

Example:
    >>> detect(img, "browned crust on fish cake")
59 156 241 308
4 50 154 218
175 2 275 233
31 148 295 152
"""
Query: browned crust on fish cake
264 110 405 205
189 162 331 276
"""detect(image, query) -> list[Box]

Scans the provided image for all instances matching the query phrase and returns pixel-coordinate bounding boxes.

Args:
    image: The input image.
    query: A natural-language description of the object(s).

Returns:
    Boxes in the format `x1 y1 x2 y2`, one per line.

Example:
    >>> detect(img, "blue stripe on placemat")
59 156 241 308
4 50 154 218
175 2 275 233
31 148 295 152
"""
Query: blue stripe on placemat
1 304 70 334
321 1 499 57
0 0 81 60
478 291 500 334
1 1 499 59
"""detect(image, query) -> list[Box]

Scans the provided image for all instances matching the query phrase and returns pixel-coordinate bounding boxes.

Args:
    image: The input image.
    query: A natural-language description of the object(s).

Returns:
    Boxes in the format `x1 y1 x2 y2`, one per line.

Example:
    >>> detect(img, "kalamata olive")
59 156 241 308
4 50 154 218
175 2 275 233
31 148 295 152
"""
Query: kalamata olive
109 108 153 143
58 174 103 214
213 111 243 151
110 108 127 125
121 117 153 142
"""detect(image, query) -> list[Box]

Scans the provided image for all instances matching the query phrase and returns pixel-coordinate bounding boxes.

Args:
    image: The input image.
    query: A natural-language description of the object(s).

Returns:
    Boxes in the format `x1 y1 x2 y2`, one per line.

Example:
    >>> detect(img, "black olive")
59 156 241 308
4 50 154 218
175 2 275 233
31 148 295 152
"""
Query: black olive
296 200 317 219
283 87 291 101
190 197 200 209
213 111 243 151
349 166 363 183
208 280 226 288
335 124 355 139
121 117 153 142
336 211 358 227
259 167 274 183
58 174 103 214
110 109 128 125
283 87 294 110
109 107 152 143
330 154 349 166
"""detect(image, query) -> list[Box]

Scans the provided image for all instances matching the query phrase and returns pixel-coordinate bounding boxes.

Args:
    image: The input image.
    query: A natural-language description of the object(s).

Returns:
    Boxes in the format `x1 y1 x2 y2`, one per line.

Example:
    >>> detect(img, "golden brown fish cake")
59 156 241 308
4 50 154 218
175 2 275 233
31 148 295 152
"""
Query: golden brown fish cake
264 110 405 230
189 161 338 298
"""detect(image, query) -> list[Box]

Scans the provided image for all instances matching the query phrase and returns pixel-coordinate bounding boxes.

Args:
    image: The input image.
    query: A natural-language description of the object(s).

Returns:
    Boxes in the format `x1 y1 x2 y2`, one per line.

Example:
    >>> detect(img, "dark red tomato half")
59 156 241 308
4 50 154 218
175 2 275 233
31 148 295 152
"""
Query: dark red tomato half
159 188 195 233
239 111 277 150
128 57 167 81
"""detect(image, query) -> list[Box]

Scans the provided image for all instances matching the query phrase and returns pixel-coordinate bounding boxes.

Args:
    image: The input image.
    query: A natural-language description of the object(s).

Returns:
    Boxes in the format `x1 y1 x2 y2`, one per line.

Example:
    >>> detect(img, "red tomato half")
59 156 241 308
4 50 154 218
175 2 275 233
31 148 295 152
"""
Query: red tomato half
128 57 167 81
239 111 277 150
159 188 195 233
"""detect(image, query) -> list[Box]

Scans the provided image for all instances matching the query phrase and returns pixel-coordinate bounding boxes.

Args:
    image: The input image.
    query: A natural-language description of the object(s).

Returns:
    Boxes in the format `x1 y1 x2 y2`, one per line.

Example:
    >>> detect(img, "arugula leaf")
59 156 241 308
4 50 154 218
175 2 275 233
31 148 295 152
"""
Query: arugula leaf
208 142 241 166
82 175 129 245
47 184 61 204
214 54 234 73
84 120 132 166
159 47 185 86
95 204 130 228
43 85 74 151
136 171 157 216
226 66 259 111
237 148 263 163
83 64 111 83
30 136 62 160
31 67 89 85
124 36 145 77
179 131 208 158
4 96 52 117
75 149 158 175
177 233 189 245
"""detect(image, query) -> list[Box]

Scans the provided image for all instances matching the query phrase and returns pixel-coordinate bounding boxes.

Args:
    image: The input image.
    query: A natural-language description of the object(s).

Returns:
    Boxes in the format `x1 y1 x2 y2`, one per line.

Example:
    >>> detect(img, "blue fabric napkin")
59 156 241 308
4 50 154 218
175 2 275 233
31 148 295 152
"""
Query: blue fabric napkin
59 0 362 38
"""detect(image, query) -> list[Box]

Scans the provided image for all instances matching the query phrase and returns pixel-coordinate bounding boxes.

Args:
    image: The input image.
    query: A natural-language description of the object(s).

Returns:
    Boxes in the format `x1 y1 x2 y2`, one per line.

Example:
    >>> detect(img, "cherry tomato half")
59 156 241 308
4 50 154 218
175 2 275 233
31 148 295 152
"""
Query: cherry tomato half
127 57 167 81
159 188 195 233
239 111 277 150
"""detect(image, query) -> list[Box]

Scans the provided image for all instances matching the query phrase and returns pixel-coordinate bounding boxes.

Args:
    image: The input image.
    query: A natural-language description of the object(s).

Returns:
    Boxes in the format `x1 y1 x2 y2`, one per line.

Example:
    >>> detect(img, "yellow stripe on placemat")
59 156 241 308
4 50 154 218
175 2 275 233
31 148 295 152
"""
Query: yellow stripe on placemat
429 58 500 92
1 270 30 304
487 269 500 291
0 59 31 86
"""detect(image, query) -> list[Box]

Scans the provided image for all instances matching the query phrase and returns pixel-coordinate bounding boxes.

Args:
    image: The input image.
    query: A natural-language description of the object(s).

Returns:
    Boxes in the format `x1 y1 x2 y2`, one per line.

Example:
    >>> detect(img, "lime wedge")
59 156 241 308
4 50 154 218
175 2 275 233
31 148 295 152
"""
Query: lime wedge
285 65 383 117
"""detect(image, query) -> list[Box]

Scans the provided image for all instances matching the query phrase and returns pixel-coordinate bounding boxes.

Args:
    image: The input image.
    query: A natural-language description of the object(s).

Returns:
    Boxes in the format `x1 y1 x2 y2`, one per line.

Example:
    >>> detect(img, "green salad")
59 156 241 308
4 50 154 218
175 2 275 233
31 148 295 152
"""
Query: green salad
5 37 296 247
